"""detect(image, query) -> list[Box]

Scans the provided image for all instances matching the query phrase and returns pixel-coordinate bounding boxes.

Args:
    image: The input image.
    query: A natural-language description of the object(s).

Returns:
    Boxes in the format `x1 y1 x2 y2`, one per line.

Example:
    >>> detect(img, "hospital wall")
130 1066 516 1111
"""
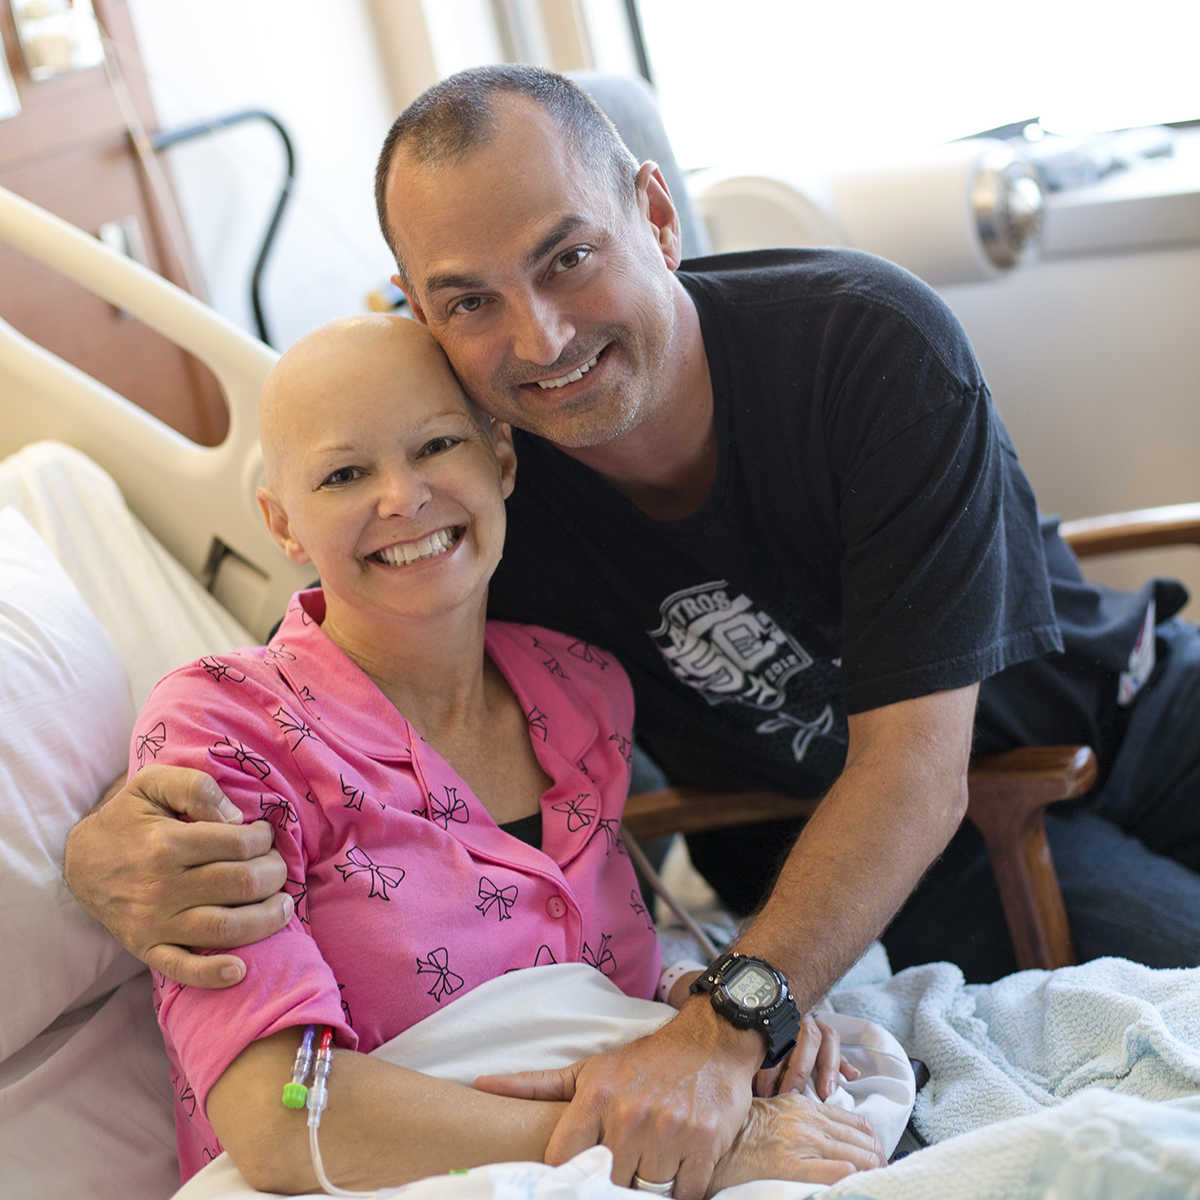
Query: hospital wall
123 1 1200 614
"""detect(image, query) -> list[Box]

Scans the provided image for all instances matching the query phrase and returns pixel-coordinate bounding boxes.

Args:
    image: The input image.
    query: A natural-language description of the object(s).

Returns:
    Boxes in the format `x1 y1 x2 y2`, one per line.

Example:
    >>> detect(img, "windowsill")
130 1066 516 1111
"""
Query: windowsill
1040 127 1200 258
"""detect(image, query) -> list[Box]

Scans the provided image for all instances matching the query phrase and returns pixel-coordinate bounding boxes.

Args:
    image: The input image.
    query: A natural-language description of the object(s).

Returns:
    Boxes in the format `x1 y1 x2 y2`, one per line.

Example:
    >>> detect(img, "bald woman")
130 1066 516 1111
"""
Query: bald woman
125 316 882 1193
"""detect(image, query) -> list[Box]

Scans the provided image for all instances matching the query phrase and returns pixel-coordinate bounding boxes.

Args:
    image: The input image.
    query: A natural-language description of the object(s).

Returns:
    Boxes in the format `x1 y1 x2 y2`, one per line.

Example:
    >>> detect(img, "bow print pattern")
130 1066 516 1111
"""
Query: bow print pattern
339 773 365 811
527 705 549 741
334 844 406 900
607 731 633 767
259 794 298 830
416 946 464 1003
199 657 246 684
265 642 297 661
135 720 167 767
530 635 569 679
629 888 655 930
428 785 469 829
582 932 617 976
283 875 308 924
596 817 626 856
475 875 518 921
298 685 318 706
273 705 314 750
568 640 609 669
552 793 596 832
210 735 272 780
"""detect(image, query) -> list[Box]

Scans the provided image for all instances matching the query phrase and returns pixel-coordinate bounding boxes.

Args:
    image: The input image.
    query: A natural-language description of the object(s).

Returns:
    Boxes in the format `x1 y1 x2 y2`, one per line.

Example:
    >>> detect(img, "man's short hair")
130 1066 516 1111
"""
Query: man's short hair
374 65 639 279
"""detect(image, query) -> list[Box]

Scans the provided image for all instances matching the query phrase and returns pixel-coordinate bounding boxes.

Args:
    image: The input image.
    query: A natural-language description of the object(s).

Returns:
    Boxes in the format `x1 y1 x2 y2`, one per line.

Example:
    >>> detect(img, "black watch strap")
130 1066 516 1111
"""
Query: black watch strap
690 951 801 1070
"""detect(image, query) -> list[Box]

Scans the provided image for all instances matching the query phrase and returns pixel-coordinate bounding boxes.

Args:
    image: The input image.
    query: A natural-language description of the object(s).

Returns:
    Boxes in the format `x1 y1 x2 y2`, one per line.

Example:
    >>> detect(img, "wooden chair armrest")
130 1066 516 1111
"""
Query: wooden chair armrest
623 787 818 842
1060 502 1200 558
966 745 1098 816
965 745 1097 971
626 746 1098 973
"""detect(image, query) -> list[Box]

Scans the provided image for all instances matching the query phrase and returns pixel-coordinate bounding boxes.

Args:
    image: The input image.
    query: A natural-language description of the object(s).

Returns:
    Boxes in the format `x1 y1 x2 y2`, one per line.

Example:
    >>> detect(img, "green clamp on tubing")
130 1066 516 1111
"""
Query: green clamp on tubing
282 1081 309 1109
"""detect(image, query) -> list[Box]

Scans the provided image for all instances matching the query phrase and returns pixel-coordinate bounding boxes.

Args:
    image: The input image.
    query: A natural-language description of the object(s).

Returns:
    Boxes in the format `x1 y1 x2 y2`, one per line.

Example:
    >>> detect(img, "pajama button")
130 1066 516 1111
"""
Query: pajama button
546 895 567 919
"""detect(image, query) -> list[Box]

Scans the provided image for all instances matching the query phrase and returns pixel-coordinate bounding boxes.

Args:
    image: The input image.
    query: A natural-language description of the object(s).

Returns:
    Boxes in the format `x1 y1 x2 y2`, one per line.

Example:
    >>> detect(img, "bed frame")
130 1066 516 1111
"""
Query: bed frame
0 183 310 642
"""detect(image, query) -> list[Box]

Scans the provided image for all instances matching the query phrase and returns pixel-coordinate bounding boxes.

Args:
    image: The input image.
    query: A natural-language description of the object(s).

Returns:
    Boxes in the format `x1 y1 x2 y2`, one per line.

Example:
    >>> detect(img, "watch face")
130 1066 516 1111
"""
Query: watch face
723 961 781 1010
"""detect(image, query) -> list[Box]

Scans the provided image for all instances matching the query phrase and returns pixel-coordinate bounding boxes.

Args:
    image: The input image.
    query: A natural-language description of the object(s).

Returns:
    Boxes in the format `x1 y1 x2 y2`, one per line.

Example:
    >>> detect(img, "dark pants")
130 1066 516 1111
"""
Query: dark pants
681 616 1200 982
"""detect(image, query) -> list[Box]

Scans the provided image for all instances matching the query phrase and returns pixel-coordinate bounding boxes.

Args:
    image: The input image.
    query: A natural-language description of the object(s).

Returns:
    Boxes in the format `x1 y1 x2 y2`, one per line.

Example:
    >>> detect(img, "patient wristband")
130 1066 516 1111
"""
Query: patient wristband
656 960 705 1004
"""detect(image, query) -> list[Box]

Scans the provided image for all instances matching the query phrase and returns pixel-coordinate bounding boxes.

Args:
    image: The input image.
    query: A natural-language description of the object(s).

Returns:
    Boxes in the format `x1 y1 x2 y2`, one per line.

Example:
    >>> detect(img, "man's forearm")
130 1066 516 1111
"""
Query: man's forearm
731 688 977 1010
733 758 964 1009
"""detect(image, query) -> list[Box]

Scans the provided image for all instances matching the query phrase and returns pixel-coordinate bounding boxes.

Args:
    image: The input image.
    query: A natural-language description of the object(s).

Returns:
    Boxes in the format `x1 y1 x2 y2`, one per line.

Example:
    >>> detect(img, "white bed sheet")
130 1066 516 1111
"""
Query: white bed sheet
171 953 1200 1200
174 964 915 1200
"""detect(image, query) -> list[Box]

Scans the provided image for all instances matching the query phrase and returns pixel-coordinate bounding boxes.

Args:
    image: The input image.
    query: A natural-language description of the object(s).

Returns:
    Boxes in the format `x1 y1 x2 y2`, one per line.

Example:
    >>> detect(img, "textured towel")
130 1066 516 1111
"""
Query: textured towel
827 956 1200 1145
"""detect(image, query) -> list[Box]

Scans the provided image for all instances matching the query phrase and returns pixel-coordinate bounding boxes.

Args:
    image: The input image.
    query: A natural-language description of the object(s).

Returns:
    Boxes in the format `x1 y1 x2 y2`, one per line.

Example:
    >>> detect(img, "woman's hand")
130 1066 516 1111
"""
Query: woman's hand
753 1012 859 1099
706 1093 885 1196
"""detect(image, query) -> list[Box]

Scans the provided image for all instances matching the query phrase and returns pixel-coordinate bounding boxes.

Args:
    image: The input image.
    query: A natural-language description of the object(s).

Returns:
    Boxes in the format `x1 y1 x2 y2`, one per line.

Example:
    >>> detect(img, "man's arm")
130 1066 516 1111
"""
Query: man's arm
478 684 976 1200
736 683 977 1005
63 764 291 987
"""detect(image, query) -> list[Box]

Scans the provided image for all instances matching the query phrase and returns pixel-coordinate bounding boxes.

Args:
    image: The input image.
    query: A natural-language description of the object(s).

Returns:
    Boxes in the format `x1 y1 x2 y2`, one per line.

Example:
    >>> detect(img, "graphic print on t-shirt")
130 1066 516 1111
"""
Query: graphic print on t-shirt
648 580 843 763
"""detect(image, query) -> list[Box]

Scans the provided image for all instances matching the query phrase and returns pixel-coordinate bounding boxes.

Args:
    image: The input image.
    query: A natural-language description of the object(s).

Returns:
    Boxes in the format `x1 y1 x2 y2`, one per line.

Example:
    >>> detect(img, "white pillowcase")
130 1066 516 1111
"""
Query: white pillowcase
0 506 141 1063
0 442 259 1198
0 440 252 709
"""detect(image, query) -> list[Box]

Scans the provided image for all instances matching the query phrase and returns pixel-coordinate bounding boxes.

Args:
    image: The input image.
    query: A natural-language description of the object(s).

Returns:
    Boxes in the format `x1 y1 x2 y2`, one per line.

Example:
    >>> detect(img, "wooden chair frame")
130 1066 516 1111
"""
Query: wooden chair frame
625 507 1200 971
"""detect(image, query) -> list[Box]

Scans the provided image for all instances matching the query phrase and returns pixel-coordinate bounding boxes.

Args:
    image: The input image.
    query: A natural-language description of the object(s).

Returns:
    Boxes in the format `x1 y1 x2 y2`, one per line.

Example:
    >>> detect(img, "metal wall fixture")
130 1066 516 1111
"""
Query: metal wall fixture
971 146 1045 270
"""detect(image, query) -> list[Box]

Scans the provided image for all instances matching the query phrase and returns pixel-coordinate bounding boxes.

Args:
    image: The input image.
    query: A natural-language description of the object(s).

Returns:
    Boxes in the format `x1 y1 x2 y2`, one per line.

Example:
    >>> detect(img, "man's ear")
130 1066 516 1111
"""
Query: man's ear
257 487 311 565
391 274 428 325
490 421 518 500
635 161 683 270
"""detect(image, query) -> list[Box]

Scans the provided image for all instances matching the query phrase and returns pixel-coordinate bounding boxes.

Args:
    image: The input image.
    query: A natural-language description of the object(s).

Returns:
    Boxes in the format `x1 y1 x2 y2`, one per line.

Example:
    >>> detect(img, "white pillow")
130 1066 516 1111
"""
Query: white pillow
0 507 142 1063
0 975 178 1200
0 441 252 707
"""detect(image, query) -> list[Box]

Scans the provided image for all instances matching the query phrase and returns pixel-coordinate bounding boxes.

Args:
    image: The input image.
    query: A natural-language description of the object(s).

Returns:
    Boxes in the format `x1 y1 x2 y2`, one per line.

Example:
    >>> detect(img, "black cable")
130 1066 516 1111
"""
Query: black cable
151 109 296 347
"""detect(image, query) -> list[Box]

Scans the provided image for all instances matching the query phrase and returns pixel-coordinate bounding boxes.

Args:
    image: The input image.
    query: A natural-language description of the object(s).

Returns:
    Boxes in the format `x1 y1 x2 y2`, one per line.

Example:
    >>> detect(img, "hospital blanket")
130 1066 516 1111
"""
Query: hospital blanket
172 955 1200 1200
173 962 912 1200
820 955 1200 1198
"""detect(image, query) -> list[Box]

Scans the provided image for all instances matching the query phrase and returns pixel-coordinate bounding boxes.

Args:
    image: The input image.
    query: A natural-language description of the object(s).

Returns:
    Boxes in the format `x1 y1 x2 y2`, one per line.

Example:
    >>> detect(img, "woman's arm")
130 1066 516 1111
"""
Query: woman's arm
207 1027 566 1194
209 1029 882 1197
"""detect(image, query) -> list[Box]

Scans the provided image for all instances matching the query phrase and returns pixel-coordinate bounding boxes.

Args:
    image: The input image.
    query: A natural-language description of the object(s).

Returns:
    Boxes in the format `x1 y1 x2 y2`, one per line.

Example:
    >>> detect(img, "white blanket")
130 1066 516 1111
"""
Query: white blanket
174 963 914 1200
175 955 1200 1200
819 956 1200 1198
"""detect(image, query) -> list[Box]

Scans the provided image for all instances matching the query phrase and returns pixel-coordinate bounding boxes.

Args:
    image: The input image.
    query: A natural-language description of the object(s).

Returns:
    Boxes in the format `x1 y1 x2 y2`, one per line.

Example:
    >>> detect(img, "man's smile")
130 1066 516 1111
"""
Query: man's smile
534 349 601 390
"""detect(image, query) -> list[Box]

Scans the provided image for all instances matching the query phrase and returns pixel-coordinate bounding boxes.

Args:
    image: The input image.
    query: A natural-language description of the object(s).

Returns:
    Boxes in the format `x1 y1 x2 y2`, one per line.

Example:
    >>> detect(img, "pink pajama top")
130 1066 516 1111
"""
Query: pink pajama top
129 589 661 1181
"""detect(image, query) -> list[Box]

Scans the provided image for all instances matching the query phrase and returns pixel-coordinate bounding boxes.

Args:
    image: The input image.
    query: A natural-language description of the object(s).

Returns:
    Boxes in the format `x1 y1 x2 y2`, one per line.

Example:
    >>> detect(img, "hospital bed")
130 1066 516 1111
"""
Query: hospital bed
2 184 1200 1200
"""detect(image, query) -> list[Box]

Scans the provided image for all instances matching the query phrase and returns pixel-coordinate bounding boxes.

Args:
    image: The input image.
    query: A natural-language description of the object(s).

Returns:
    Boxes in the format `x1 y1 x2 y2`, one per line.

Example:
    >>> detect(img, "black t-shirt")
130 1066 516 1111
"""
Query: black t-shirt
488 249 1179 796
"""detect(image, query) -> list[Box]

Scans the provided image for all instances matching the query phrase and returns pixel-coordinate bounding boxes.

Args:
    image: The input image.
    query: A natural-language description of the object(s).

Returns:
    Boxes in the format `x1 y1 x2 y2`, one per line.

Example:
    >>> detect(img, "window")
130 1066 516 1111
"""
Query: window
632 1 1200 173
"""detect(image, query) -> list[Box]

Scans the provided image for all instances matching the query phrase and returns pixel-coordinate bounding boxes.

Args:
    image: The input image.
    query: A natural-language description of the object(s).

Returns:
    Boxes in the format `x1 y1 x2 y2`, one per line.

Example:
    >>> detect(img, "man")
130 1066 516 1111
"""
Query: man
65 66 1200 1198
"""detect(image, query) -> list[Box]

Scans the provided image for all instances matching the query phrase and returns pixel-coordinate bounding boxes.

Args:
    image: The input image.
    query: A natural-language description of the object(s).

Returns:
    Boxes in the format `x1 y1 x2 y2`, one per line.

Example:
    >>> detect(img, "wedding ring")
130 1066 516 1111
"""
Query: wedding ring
632 1174 675 1196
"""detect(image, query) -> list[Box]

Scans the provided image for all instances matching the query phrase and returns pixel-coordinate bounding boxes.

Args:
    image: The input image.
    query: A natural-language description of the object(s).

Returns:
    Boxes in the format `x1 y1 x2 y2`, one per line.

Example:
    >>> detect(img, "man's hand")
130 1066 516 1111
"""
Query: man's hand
63 764 290 988
706 1093 884 1195
753 1013 858 1099
474 999 762 1200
